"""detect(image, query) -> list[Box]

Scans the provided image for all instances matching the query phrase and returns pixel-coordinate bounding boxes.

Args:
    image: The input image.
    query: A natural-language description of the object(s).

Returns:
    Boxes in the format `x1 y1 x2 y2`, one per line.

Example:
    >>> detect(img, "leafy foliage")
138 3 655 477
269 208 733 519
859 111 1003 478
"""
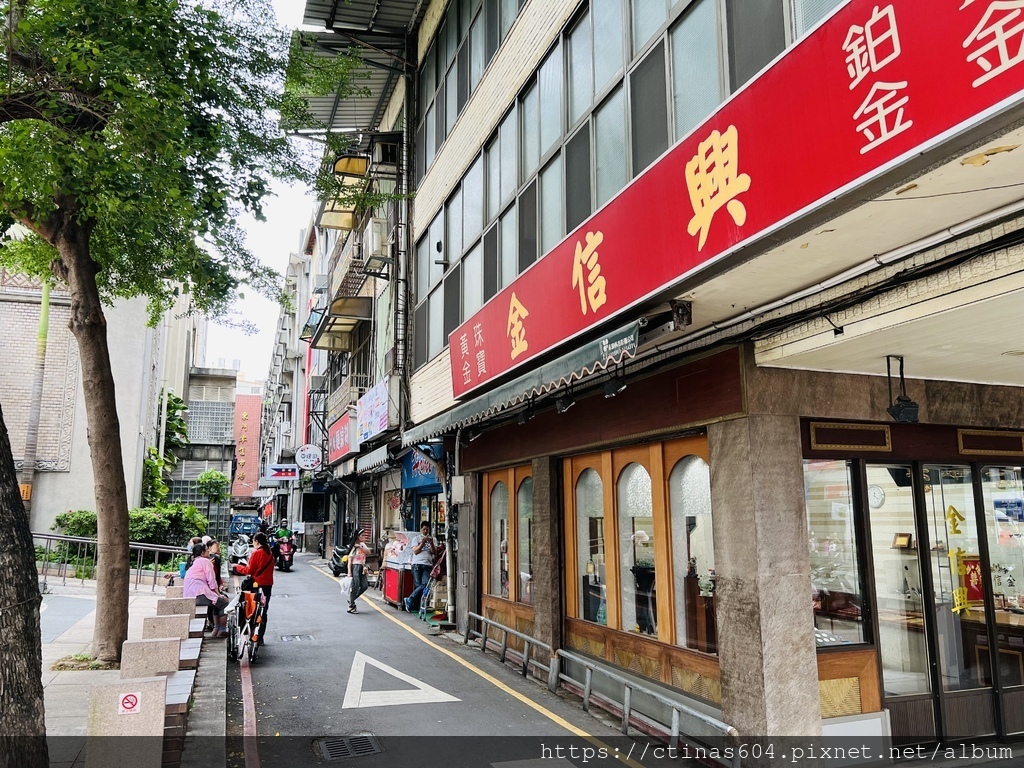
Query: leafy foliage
141 447 169 507
52 504 208 546
0 0 376 316
161 391 190 471
196 469 231 506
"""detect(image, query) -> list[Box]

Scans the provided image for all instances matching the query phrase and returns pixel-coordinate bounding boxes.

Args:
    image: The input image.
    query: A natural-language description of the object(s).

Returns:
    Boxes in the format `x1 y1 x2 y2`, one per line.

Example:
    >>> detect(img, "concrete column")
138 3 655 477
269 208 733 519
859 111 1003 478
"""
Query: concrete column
531 456 562 655
455 472 480 636
708 415 821 736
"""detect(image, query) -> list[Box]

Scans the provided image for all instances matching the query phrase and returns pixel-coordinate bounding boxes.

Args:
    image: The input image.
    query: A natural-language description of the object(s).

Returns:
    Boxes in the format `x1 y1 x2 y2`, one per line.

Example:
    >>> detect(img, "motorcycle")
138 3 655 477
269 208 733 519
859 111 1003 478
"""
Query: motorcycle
276 537 295 572
328 543 350 577
229 533 252 565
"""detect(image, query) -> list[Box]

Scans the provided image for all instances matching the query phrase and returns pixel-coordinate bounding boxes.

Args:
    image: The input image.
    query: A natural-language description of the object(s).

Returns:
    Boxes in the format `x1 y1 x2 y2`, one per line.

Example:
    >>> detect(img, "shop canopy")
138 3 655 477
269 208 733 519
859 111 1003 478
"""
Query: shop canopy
402 321 639 446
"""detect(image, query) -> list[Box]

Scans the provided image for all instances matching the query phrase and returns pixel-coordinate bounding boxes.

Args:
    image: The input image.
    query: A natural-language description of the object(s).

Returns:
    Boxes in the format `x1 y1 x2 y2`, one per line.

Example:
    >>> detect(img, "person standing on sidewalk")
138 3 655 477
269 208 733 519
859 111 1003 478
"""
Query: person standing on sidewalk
232 532 275 611
405 522 435 613
347 530 370 614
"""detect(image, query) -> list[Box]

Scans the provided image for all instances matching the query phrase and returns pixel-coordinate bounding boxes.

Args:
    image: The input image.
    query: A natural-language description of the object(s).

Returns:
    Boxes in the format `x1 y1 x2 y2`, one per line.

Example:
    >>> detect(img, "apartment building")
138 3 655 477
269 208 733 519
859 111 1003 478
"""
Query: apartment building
301 0 1024 747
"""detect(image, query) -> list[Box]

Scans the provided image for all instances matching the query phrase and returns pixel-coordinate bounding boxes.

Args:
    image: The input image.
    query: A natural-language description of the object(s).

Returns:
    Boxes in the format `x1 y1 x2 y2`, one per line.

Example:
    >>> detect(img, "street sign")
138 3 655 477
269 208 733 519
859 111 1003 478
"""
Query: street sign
295 444 323 471
265 464 298 480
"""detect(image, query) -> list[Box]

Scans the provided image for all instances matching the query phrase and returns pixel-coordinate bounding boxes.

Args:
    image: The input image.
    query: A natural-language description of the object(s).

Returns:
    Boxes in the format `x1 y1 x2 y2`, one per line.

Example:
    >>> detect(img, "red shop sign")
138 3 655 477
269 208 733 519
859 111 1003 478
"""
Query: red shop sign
328 412 358 465
450 0 1024 398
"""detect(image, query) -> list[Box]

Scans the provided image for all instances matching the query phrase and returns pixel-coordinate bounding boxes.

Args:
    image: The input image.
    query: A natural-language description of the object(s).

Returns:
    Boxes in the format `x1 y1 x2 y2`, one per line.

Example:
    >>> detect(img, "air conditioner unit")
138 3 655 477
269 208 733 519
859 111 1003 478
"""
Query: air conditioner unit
310 375 326 391
364 218 389 260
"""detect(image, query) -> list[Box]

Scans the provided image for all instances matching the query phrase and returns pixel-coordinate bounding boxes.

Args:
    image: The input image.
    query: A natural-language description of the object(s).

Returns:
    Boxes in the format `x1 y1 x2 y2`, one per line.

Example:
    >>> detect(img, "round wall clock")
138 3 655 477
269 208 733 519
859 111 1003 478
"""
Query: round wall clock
868 484 886 509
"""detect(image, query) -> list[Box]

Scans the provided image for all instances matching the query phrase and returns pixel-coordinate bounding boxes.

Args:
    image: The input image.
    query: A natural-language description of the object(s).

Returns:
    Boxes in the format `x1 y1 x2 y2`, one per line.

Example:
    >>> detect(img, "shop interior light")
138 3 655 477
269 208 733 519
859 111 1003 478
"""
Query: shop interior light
555 393 576 414
885 355 919 423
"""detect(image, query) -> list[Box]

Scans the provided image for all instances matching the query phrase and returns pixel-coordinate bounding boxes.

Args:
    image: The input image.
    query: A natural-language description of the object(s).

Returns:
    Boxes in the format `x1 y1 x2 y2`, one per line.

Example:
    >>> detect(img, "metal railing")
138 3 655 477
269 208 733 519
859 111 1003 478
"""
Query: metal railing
33 532 187 592
464 611 738 768
556 648 739 767
464 611 558 689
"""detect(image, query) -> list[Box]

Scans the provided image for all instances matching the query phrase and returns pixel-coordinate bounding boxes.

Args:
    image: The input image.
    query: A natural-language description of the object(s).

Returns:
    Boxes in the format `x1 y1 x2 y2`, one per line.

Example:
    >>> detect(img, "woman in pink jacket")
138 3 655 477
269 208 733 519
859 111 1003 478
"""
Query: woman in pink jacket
183 543 229 637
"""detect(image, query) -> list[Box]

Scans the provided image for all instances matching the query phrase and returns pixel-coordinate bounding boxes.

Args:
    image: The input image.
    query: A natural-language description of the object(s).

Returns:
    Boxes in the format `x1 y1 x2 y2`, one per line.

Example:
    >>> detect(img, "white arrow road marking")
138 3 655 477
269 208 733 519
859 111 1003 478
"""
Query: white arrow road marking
342 651 461 709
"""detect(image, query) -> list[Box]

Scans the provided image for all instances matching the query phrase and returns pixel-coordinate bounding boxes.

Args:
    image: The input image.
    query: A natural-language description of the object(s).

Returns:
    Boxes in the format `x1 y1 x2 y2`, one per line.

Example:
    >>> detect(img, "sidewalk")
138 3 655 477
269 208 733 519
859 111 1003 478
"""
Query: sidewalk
40 581 229 768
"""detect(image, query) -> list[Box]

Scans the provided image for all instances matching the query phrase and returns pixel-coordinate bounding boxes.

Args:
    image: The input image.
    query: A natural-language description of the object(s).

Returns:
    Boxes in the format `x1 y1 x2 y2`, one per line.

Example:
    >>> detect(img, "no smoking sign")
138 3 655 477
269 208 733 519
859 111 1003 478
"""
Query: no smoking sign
118 692 141 715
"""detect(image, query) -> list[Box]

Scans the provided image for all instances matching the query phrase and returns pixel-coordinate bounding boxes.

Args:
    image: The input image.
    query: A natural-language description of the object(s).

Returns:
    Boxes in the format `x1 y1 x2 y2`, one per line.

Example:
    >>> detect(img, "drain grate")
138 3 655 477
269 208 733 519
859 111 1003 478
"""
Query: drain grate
279 634 316 642
314 735 383 761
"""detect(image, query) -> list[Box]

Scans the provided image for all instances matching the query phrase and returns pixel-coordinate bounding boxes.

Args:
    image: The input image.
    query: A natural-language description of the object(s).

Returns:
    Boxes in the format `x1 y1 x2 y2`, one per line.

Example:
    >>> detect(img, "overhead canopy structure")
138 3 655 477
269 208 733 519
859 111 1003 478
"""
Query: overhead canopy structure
309 296 373 352
299 1 426 137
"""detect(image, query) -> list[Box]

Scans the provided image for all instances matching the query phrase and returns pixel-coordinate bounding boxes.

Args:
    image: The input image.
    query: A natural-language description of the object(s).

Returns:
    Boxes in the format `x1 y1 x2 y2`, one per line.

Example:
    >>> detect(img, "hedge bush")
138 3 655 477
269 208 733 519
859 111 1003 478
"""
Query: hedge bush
52 503 209 548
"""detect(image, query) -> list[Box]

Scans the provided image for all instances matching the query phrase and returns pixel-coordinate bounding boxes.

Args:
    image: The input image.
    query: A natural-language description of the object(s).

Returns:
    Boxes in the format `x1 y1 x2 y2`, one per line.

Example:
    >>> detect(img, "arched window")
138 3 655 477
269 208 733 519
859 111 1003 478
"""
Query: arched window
575 468 606 624
669 455 717 653
517 477 535 604
490 481 509 598
618 463 655 635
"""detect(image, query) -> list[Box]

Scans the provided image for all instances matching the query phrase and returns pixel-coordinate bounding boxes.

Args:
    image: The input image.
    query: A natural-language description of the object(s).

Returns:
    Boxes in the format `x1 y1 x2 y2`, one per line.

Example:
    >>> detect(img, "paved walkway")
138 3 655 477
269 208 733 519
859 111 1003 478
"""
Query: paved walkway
41 585 167 767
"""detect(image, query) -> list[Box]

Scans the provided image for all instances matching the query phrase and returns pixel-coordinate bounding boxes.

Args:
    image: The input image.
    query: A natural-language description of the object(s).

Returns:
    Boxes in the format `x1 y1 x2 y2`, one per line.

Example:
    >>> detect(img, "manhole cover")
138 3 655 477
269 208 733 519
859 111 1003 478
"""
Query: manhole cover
314 735 383 761
280 634 316 642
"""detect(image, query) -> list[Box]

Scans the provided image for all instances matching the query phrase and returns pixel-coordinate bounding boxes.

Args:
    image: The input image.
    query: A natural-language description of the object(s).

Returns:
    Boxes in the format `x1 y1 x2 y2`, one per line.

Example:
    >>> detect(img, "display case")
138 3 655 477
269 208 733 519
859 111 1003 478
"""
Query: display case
382 561 414 607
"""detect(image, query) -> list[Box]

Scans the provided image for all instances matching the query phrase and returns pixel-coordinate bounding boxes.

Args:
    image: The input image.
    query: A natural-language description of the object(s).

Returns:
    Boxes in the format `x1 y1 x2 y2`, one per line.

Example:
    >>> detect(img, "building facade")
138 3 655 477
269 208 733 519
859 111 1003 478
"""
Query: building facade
0 267 189 531
169 367 237 540
301 0 1024 748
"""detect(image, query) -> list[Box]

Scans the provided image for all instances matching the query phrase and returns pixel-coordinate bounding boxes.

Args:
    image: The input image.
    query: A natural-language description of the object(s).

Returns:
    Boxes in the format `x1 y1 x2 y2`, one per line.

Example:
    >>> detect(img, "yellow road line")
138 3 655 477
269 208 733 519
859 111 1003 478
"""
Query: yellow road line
311 561 645 767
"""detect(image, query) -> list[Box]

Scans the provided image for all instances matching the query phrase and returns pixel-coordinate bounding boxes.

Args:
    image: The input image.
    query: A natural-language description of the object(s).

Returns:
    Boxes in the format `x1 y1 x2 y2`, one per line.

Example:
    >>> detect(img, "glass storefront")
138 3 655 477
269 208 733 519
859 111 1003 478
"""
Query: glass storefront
803 450 1024 743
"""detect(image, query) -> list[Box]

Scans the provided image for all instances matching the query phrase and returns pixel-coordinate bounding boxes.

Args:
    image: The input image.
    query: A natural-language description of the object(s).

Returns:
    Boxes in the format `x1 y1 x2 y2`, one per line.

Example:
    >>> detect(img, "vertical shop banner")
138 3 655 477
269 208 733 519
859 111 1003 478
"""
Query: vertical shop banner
328 412 358 465
357 377 397 443
450 0 1024 398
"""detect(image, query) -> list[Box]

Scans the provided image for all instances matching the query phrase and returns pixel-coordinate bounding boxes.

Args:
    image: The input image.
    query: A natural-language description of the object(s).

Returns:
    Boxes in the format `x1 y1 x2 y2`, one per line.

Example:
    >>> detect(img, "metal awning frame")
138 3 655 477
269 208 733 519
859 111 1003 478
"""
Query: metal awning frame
308 296 373 352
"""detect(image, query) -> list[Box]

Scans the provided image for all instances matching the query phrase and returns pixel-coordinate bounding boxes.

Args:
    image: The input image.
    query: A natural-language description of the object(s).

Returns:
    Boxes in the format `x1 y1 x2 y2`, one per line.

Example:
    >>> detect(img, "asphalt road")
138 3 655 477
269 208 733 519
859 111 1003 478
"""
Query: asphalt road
228 552 665 768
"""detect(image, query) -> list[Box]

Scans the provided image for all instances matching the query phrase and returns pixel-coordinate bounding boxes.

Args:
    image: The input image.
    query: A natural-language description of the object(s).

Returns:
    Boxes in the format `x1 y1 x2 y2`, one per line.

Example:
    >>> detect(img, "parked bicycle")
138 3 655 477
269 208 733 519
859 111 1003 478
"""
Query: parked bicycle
227 582 269 663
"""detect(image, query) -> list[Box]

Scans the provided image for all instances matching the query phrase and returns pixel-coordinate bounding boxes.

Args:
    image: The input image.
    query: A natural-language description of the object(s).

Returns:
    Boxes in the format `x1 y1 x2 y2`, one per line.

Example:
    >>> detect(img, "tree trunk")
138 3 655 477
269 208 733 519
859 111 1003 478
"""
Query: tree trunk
19 280 51 516
0 403 49 768
56 225 130 663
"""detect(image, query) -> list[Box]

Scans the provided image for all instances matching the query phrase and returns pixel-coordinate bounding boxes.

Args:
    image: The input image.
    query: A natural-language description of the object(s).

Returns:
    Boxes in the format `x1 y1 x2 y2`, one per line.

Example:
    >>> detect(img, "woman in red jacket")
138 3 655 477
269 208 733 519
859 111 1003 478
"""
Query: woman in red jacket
233 532 275 609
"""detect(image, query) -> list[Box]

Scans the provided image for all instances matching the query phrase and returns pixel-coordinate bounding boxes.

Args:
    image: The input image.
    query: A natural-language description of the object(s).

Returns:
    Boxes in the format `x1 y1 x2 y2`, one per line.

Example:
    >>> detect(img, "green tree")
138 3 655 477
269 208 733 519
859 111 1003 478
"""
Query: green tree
196 469 231 531
0 0 380 668
0 404 47 767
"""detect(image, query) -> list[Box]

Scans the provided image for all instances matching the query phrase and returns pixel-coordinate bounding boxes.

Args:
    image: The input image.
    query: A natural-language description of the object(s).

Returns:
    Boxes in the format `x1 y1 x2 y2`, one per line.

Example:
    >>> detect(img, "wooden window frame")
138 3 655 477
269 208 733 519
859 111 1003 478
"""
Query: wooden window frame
482 464 533 603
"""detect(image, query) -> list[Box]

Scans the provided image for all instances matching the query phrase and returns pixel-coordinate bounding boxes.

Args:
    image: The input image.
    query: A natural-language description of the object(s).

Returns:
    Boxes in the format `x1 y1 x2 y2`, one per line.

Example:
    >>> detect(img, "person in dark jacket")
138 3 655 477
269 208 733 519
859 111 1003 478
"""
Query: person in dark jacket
233 532 275 610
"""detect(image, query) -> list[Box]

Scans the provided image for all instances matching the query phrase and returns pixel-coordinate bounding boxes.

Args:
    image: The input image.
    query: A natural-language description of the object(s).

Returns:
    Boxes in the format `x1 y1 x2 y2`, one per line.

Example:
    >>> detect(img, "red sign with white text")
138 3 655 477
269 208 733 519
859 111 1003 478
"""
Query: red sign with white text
450 0 1024 397
328 412 358 465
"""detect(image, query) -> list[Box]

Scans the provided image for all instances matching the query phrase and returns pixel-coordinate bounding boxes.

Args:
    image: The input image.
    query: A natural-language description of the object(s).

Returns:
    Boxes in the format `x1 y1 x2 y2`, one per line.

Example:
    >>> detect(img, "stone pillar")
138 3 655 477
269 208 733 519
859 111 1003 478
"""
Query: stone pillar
455 472 480 636
531 456 562 655
708 415 821 737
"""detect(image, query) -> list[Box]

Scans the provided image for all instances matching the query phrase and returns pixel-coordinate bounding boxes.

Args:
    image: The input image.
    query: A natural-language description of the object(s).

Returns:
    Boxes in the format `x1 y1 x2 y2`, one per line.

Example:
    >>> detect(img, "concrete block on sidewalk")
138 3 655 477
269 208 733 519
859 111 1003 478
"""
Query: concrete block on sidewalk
164 586 184 598
120 638 181 679
142 614 191 640
156 597 196 616
86 676 166 768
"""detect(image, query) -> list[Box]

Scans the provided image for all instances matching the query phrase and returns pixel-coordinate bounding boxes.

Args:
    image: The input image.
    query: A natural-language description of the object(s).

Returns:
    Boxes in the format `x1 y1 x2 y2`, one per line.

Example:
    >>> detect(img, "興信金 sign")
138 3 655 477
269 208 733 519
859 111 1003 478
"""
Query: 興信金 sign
450 0 1024 397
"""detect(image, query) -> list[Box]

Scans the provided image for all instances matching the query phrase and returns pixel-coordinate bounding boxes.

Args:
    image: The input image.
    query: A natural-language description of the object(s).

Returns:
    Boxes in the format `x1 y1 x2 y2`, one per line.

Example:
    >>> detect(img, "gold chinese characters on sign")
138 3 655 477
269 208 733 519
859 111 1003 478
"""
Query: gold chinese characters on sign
507 292 529 360
571 231 607 315
685 125 751 251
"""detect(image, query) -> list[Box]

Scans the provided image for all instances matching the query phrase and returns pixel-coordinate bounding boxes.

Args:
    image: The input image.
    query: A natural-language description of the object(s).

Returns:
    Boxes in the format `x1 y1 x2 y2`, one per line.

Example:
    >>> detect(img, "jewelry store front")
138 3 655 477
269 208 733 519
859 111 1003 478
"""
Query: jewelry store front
803 420 1024 745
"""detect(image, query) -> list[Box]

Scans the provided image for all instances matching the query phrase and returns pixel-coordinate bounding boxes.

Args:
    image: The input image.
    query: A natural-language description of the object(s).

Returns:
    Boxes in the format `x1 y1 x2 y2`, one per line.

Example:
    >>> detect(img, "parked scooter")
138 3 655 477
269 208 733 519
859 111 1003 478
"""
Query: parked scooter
276 537 295 572
317 530 325 559
229 533 252 565
328 543 350 577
